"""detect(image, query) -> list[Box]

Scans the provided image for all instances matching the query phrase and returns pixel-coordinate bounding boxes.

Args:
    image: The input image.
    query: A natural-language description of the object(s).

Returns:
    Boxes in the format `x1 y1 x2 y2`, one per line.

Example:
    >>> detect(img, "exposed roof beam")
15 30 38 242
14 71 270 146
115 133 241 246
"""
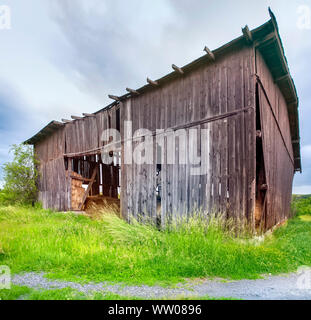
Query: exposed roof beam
203 47 215 60
126 87 140 95
82 113 96 118
242 25 253 43
71 115 84 120
254 32 276 47
52 121 64 126
108 94 121 101
287 98 298 105
275 74 290 83
147 78 159 87
61 119 72 124
172 64 184 75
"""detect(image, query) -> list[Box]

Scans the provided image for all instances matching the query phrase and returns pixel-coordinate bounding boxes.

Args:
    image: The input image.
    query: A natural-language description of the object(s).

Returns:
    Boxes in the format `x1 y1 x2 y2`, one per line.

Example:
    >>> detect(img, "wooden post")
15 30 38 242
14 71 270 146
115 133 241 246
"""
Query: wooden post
67 158 72 211
78 167 97 211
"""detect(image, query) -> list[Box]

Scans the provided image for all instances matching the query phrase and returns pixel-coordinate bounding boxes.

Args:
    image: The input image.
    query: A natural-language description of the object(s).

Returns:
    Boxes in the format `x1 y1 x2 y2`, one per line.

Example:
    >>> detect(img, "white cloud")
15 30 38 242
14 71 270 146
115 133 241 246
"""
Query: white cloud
293 185 311 195
302 145 311 161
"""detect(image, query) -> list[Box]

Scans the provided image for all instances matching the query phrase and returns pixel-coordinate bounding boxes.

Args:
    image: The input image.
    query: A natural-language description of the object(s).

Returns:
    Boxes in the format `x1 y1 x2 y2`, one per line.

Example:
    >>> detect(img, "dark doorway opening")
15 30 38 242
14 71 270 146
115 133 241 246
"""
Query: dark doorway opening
255 84 267 231
66 154 120 213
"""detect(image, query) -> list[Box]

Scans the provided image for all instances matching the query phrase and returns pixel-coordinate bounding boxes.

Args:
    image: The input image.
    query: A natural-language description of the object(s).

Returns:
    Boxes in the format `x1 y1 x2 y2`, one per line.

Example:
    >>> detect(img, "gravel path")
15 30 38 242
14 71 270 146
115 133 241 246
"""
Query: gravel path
11 271 311 300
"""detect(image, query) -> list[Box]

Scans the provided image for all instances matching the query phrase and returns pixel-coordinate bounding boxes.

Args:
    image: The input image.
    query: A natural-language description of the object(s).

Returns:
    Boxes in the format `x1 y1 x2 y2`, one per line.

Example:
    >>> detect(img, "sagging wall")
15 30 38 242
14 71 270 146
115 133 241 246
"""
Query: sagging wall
121 46 256 226
35 105 120 211
256 52 295 229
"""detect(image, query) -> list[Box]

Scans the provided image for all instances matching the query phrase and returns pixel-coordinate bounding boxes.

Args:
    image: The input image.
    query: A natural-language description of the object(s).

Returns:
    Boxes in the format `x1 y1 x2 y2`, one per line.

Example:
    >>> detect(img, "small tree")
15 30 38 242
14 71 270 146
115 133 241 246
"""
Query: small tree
1 144 39 205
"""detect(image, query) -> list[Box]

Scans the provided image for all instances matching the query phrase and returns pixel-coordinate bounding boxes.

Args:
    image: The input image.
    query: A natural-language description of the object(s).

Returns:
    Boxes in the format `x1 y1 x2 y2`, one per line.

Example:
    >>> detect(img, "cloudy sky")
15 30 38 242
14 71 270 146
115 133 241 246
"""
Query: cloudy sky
0 0 310 193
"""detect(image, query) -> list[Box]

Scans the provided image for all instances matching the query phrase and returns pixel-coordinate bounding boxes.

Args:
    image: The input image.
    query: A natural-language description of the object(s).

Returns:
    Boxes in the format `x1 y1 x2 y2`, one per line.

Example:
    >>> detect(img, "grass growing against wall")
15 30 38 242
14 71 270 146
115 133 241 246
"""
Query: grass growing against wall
0 196 311 285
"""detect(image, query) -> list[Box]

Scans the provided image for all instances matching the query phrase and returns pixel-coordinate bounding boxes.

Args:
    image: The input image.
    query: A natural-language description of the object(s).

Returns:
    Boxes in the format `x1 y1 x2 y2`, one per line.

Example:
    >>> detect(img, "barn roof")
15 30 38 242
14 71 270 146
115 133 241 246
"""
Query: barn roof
25 9 301 172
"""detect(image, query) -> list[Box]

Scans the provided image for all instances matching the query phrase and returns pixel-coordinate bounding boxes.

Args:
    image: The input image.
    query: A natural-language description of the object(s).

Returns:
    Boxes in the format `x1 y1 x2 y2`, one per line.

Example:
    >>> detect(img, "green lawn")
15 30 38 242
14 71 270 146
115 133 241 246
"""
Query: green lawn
0 196 311 286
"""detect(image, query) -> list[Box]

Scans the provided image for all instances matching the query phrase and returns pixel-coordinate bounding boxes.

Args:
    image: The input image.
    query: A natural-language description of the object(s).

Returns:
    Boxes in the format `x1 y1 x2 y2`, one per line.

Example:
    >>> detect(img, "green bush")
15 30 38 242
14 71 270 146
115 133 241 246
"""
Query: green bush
1 144 38 205
292 195 311 216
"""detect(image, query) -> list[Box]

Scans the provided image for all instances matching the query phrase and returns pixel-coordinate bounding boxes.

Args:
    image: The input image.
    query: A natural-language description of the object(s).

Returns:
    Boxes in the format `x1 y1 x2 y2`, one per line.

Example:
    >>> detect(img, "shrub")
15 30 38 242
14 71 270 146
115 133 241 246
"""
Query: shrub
292 195 311 216
1 144 39 205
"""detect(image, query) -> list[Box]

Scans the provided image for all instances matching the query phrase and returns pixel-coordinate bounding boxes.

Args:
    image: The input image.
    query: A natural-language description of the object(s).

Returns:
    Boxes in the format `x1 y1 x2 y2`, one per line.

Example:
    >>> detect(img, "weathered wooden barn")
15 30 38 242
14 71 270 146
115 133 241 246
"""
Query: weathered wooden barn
25 10 301 231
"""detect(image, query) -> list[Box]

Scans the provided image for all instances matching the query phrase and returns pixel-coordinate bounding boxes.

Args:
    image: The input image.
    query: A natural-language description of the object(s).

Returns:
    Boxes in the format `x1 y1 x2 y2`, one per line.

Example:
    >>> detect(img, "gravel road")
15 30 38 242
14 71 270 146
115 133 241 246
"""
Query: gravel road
11 271 311 300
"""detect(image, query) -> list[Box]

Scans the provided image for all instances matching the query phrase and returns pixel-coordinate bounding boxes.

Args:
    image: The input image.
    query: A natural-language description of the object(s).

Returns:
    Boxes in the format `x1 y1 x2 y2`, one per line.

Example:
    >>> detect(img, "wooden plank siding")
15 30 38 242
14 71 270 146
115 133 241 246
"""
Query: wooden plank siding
256 51 295 230
120 46 256 227
32 42 295 232
34 105 120 211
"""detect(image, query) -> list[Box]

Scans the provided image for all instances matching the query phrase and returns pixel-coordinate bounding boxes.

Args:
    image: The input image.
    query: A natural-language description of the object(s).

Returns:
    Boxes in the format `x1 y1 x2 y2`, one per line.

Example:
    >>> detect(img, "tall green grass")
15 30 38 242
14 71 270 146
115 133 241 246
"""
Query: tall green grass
0 199 311 285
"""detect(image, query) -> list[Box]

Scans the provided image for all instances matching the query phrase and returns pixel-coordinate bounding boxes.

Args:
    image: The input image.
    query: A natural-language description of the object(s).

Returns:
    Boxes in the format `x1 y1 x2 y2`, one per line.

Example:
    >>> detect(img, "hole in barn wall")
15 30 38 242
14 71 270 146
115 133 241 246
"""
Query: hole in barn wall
156 144 162 228
255 83 268 231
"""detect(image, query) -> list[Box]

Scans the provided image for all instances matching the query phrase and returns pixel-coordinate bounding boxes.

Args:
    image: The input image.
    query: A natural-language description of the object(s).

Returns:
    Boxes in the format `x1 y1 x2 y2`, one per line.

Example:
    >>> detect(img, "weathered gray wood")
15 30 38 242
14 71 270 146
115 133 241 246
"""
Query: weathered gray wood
61 119 72 124
108 95 120 101
172 64 184 75
32 38 295 234
78 168 97 211
242 25 253 43
83 113 96 117
147 78 159 86
71 115 84 120
126 88 140 95
204 46 215 60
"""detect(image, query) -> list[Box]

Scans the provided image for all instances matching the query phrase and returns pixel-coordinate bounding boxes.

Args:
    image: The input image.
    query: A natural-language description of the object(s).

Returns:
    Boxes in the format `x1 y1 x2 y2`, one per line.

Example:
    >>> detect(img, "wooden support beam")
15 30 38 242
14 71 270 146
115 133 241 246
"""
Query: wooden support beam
147 78 159 87
78 168 97 211
254 32 276 47
203 46 215 60
287 98 298 105
71 115 84 120
172 64 184 75
51 121 64 126
242 25 253 43
61 119 72 124
82 113 96 118
68 158 72 210
108 94 120 101
70 174 95 183
126 87 140 95
275 74 289 83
